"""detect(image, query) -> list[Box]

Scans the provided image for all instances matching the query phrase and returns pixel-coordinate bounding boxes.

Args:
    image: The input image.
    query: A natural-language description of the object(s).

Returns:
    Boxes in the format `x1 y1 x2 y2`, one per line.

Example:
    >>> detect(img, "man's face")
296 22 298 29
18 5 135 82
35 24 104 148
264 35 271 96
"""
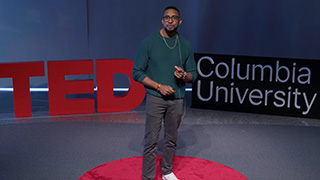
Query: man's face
161 9 182 33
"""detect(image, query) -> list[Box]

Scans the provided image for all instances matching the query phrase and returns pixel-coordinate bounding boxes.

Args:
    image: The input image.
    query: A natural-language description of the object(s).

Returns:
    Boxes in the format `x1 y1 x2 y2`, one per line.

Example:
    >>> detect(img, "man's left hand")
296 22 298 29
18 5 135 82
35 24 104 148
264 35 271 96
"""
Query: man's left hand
174 66 185 79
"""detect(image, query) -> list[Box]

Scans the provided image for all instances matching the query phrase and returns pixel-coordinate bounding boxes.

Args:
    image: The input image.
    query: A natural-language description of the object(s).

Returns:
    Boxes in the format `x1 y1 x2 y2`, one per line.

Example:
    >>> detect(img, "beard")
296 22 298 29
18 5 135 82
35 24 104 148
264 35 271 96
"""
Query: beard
164 26 179 36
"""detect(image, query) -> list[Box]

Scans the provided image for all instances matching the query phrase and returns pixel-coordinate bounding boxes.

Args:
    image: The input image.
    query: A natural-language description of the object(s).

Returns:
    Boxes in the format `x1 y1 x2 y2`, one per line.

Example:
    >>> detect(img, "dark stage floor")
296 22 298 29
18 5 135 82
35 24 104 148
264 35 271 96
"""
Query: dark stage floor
1 92 320 180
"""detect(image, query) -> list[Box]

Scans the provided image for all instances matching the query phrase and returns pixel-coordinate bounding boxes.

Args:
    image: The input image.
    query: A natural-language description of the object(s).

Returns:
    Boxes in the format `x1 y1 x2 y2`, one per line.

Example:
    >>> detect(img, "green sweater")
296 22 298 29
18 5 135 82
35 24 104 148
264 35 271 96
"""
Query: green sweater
132 30 197 99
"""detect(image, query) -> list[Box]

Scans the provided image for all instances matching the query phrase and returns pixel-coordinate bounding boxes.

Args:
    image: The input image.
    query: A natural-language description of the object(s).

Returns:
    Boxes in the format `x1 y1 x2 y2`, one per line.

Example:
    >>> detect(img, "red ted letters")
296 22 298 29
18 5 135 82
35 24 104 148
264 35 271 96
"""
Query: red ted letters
0 59 146 117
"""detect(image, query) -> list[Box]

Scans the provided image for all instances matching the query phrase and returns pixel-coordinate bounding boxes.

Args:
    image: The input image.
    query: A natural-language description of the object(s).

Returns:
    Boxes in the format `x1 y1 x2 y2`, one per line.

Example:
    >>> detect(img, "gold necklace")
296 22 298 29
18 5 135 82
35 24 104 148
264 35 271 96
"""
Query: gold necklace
162 36 178 49
161 31 178 49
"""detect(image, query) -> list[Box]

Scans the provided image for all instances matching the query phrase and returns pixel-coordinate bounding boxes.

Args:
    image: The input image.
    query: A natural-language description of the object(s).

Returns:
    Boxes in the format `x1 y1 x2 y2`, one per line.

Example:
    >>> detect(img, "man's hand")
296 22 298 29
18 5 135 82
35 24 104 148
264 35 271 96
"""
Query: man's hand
174 66 185 79
159 84 175 96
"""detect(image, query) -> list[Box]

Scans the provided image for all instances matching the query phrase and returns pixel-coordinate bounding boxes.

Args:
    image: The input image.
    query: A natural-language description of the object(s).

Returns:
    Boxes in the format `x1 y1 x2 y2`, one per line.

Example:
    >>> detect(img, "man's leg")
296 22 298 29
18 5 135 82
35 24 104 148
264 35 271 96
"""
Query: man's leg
142 94 166 180
161 99 183 175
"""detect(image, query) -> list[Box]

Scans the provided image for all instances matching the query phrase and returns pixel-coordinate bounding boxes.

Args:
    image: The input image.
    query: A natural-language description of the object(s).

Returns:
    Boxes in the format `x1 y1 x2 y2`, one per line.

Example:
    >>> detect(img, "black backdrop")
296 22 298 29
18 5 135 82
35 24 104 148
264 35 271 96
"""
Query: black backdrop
192 53 320 118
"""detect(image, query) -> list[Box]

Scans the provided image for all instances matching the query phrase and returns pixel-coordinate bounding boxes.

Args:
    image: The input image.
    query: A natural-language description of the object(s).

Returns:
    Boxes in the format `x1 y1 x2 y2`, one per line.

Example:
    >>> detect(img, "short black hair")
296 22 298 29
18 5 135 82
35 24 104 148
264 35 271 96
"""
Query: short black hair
164 6 180 15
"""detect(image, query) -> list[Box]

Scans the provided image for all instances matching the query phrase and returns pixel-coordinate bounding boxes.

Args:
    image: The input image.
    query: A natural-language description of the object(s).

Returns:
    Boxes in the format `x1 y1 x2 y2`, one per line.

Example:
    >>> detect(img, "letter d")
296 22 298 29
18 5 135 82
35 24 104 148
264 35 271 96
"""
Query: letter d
96 59 145 113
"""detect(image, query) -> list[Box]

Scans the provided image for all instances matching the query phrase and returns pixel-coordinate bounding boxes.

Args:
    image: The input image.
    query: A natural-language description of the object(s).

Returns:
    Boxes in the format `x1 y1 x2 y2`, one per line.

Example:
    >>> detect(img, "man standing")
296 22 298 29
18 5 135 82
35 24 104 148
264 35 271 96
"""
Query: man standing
132 6 197 180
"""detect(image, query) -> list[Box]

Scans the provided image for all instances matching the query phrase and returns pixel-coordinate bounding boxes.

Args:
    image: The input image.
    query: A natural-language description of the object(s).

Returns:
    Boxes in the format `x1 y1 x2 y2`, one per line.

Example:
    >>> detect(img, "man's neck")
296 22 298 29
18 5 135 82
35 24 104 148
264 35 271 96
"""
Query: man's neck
161 28 177 38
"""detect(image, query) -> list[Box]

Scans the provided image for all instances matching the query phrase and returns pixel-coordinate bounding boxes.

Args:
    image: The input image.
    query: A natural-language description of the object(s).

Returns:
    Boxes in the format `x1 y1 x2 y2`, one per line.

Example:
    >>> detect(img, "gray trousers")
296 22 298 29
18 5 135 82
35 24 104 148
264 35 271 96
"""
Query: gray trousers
142 94 183 180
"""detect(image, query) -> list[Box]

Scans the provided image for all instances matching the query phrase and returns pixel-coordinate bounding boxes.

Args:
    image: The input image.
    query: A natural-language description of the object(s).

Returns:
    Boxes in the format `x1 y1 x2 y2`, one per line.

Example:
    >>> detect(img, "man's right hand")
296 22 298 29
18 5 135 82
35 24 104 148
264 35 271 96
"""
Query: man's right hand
159 84 175 96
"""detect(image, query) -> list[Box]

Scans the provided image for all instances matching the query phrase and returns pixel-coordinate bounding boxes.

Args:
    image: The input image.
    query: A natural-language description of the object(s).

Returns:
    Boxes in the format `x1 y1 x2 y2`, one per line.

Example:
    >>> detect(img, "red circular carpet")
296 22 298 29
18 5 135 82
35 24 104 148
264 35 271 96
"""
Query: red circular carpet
78 156 248 180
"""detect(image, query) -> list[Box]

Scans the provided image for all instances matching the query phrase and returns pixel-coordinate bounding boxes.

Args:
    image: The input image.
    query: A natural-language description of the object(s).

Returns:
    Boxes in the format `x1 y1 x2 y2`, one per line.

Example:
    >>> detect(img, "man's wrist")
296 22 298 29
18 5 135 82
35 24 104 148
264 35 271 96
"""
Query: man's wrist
182 72 187 80
156 83 161 92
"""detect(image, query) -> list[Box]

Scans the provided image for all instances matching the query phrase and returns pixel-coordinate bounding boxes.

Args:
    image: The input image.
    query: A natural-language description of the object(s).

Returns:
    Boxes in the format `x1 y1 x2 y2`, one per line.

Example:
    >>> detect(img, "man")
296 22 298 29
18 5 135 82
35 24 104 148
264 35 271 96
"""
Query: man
132 6 197 180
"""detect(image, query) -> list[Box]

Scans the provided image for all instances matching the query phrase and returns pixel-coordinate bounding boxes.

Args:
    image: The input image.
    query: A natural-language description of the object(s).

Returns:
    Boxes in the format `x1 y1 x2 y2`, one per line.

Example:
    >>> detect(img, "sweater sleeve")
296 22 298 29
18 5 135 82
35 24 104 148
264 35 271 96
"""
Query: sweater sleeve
132 39 149 83
185 44 198 83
